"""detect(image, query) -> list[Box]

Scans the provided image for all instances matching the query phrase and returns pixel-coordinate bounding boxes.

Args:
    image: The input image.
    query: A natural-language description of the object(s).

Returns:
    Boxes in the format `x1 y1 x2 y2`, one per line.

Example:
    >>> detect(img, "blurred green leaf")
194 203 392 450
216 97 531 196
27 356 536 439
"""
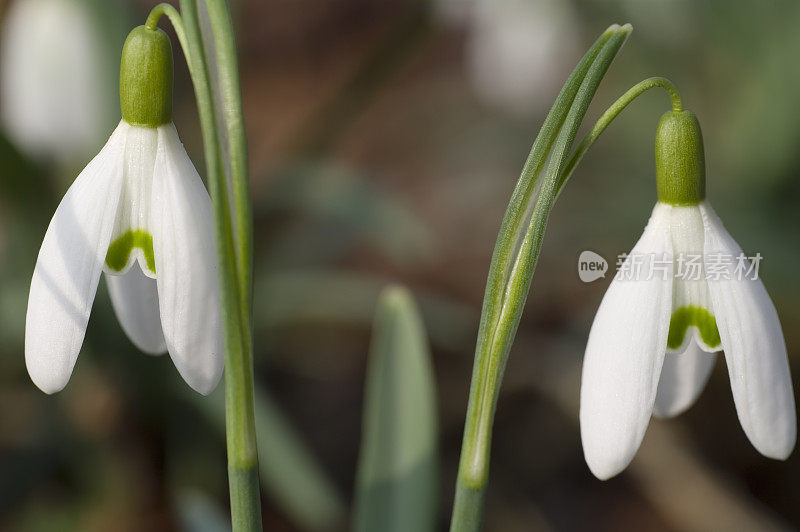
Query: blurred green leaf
177 489 232 532
258 163 436 268
255 269 475 354
353 286 438 532
197 384 346 532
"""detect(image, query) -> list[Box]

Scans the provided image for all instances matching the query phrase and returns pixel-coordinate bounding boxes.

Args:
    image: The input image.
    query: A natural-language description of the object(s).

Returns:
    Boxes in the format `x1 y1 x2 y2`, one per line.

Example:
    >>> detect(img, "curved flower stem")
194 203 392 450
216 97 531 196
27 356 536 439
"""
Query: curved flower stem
145 3 184 39
449 24 631 532
147 2 262 530
557 76 682 193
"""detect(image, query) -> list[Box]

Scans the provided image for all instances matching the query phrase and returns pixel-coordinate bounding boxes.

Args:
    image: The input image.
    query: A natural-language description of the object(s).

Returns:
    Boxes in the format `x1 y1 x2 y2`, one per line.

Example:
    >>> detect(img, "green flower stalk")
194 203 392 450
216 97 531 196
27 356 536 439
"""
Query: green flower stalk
141 2 262 529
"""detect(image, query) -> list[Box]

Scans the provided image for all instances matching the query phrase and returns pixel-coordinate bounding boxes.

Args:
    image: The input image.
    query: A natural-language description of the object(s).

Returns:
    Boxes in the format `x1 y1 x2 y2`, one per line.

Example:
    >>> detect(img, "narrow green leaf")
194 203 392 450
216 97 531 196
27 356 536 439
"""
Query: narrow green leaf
354 286 439 532
451 24 632 531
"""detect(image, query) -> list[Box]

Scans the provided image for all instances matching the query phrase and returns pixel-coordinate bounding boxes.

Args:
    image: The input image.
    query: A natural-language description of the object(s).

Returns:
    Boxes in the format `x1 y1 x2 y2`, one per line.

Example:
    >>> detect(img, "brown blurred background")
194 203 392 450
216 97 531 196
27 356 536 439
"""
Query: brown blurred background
2 0 800 530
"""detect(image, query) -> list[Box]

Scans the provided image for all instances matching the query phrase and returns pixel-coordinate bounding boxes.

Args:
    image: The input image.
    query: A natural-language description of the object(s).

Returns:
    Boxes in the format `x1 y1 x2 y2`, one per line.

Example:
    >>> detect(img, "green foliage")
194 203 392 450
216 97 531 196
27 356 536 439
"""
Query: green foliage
198 383 347 532
451 24 632 531
354 286 439 532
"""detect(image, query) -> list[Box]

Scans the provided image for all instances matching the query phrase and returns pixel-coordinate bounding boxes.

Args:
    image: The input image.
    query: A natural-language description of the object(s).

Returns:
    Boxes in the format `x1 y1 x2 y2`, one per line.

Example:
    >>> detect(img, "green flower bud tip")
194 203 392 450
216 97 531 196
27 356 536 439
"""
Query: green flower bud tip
119 26 173 127
655 109 706 206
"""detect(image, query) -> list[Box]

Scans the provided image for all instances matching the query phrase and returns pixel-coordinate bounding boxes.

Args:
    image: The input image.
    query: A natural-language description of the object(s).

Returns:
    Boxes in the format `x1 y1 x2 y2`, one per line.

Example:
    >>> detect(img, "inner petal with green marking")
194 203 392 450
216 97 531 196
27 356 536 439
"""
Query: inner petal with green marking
667 305 720 351
105 229 156 275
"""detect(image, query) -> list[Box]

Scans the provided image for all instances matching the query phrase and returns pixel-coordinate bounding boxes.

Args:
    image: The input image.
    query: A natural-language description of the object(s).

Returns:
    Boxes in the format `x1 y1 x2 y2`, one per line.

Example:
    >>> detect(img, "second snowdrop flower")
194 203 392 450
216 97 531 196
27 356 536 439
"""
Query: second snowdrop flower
25 25 222 395
580 109 796 479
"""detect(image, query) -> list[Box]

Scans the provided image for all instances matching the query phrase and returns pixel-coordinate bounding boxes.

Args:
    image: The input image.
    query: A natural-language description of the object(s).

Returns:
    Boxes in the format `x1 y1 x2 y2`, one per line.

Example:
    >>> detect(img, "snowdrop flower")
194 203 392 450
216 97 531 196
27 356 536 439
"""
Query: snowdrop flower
25 26 222 395
580 110 796 479
0 0 113 161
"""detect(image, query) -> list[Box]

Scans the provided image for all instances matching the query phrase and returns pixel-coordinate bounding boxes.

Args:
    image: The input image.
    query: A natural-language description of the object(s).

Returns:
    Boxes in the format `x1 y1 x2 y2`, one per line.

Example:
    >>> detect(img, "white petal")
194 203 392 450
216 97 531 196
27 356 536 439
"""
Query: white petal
151 124 223 395
106 266 166 355
653 339 717 419
700 202 796 459
580 203 673 480
25 122 128 393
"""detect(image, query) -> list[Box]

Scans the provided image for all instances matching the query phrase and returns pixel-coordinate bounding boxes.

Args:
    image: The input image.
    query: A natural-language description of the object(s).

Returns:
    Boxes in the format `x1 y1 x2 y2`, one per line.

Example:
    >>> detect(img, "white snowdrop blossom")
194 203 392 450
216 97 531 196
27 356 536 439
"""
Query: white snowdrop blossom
0 0 112 160
580 110 796 479
25 25 222 395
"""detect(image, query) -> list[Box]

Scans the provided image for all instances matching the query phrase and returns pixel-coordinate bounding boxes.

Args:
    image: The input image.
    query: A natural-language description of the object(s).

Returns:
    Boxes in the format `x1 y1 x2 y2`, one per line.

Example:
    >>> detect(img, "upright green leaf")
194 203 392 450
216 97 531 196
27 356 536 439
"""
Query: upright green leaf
354 286 439 532
451 23 632 531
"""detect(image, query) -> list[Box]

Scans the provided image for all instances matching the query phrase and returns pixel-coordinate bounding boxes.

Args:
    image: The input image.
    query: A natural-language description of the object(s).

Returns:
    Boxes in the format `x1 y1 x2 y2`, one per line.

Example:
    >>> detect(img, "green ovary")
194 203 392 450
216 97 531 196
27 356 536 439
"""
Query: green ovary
667 305 720 350
105 229 156 274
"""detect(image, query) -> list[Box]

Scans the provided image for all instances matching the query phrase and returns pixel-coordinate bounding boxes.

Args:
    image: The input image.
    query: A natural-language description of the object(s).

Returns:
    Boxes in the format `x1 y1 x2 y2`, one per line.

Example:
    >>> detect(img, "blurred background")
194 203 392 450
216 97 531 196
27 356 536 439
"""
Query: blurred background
2 0 800 530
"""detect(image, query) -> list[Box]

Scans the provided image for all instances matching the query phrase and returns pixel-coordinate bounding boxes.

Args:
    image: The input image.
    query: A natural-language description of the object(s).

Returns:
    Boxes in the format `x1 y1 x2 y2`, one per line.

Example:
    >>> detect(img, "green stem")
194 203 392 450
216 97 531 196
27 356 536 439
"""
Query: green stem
557 76 682 192
450 24 632 532
149 3 262 530
202 0 253 317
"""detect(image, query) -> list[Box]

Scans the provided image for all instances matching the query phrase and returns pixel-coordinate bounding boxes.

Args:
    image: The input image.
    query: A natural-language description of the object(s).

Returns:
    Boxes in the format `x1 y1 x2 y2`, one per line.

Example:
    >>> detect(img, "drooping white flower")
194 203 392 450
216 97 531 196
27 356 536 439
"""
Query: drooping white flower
580 110 796 480
0 0 115 161
25 25 222 395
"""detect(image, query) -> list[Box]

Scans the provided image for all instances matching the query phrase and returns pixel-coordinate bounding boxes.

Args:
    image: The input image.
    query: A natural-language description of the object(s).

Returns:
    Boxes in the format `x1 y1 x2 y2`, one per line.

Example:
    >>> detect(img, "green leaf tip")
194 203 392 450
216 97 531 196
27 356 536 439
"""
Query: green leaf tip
354 285 439 532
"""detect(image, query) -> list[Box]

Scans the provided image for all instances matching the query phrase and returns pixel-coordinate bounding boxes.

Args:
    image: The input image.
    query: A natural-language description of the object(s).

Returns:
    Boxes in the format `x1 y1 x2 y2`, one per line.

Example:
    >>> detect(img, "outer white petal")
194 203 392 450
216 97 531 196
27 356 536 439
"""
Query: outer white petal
580 203 673 480
106 267 167 355
25 122 128 393
653 339 717 419
151 124 223 395
700 202 796 459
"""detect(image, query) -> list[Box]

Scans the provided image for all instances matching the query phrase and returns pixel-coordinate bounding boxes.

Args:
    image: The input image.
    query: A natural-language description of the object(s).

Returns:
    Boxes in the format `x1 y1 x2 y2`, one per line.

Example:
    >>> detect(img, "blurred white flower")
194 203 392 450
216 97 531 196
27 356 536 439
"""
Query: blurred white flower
0 0 110 161
464 0 580 115
619 0 694 46
434 0 473 25
580 201 796 480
